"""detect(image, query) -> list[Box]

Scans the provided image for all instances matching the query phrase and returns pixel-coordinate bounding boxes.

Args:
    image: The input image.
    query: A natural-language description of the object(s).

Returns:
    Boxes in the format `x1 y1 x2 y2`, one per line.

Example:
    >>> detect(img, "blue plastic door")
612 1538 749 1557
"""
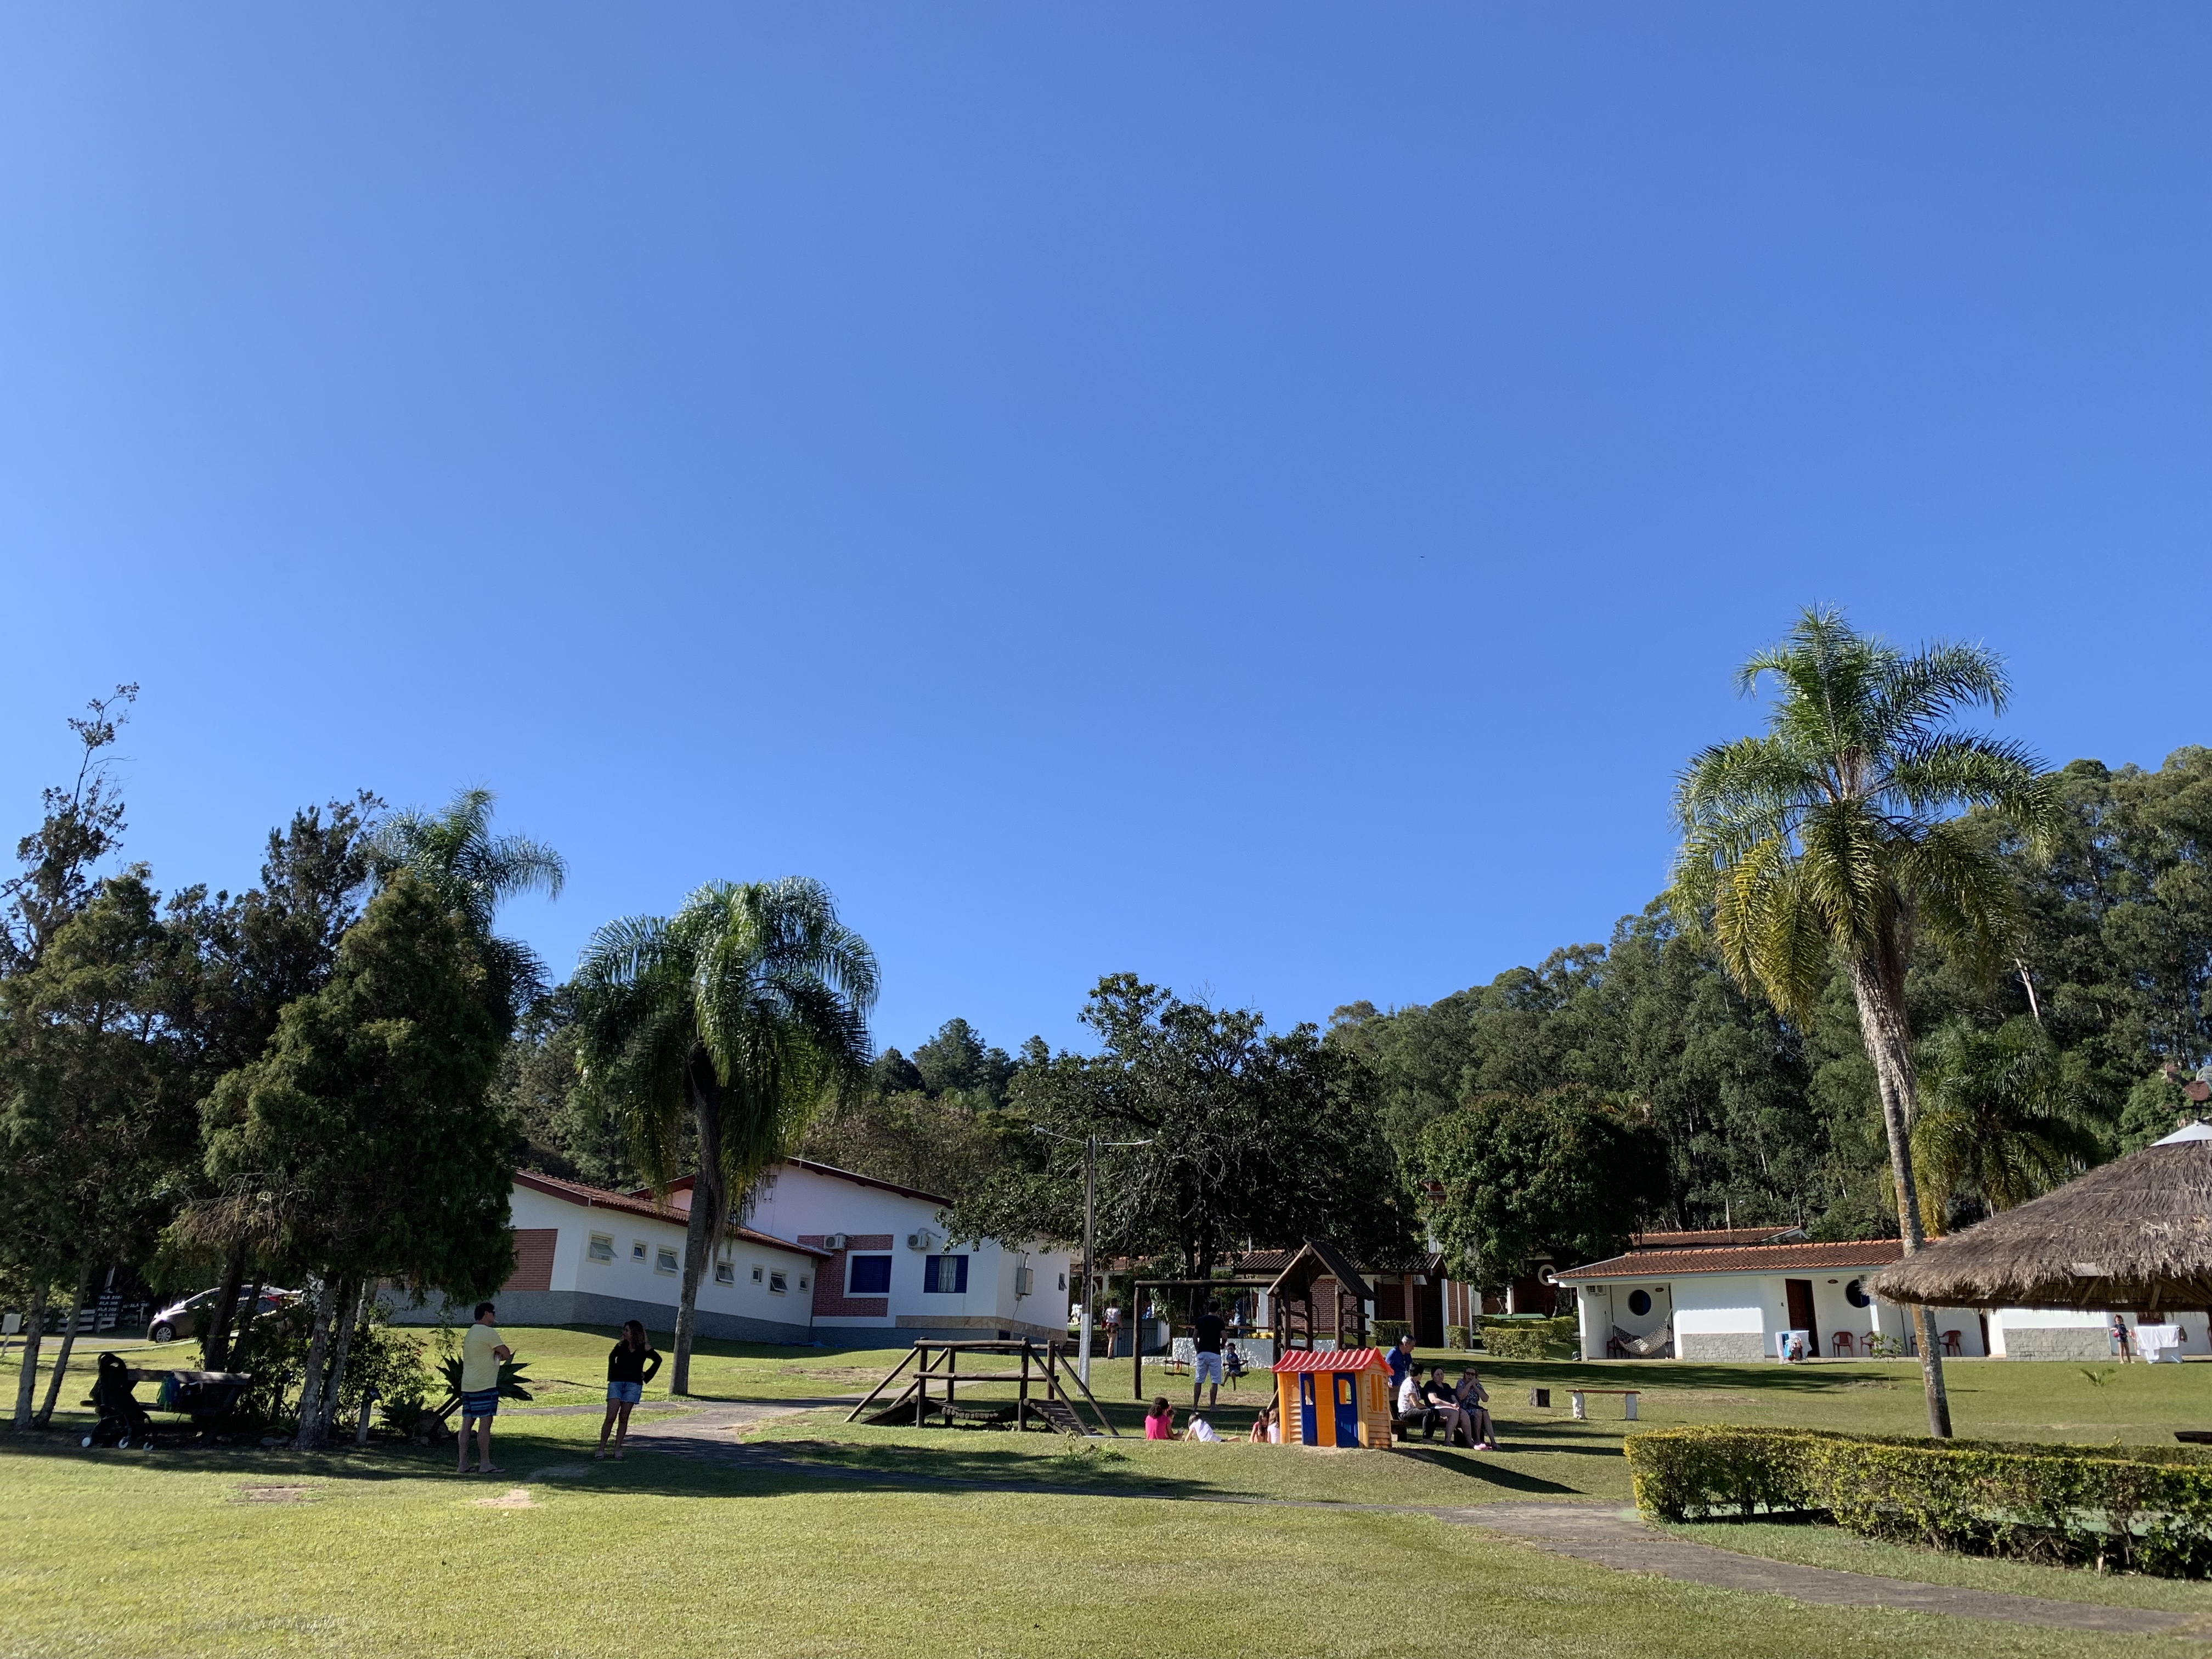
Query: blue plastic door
1299 1374 1317 1443
1334 1374 1359 1445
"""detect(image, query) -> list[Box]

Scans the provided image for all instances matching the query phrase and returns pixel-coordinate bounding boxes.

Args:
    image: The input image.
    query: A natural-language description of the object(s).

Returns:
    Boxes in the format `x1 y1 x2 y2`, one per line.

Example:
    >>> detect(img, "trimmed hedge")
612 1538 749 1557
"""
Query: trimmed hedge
1370 1320 1411 1351
1477 1316 1577 1359
1445 1323 1473 1352
1626 1425 2212 1577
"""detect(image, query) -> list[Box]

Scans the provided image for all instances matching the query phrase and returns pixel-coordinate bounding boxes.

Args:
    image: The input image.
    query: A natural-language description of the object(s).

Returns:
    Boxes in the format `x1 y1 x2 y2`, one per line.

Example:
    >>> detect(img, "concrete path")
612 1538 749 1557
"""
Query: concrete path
540 1403 2212 1641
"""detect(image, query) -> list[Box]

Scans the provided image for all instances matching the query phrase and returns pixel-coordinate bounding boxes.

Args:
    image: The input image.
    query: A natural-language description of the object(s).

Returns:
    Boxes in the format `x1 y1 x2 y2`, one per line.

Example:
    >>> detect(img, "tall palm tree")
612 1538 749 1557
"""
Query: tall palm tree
572 878 877 1393
1912 1018 2100 1229
371 787 566 1023
1670 607 2053 1438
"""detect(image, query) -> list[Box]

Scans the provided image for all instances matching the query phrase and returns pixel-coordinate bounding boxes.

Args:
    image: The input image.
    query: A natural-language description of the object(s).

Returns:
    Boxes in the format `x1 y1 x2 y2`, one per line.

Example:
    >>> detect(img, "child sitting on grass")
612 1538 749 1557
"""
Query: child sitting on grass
1144 1396 1175 1439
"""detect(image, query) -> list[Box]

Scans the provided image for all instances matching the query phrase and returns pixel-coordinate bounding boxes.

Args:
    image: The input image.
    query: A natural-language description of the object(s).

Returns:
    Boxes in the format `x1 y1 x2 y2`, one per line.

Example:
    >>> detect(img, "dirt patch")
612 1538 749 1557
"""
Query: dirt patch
235 1485 319 1504
473 1487 539 1509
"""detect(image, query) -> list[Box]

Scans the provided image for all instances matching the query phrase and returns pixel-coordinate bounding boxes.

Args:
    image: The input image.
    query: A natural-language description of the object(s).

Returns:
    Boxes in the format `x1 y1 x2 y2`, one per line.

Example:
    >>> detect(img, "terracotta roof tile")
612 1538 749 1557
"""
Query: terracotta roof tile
1631 1226 1805 1249
1556 1239 1903 1279
513 1171 832 1257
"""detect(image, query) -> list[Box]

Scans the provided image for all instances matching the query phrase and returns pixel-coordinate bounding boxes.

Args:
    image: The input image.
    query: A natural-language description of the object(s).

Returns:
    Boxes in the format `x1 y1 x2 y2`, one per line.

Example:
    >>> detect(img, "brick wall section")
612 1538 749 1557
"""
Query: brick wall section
804 1233 893 1319
503 1228 557 1293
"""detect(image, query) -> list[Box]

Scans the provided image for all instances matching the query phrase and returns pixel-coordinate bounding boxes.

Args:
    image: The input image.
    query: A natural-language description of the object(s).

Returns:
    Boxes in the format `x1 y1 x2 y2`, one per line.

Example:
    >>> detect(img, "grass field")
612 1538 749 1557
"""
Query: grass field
5 1330 2212 1657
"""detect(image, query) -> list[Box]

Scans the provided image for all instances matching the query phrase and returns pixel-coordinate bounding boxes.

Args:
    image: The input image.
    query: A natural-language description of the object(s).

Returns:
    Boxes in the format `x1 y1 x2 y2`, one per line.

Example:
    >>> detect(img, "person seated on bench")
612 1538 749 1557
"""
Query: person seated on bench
1456 1368 1497 1450
1144 1396 1176 1440
1396 1368 1440 1441
1422 1368 1474 1446
1183 1411 1222 1442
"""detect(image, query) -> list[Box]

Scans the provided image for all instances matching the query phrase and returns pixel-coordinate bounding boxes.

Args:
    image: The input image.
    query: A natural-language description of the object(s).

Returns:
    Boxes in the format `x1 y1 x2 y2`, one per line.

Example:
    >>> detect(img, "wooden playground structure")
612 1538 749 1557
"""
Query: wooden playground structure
845 1339 1120 1437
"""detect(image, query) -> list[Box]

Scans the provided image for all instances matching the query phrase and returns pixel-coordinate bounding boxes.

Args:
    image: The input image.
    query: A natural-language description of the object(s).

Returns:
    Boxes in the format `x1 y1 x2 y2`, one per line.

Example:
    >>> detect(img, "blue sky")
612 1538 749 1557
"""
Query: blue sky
2 7 2205 1056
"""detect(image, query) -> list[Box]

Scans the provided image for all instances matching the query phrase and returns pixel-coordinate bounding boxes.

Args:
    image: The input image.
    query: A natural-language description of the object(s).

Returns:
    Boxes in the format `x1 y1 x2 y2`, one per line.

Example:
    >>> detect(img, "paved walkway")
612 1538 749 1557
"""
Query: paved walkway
546 1401 2212 1641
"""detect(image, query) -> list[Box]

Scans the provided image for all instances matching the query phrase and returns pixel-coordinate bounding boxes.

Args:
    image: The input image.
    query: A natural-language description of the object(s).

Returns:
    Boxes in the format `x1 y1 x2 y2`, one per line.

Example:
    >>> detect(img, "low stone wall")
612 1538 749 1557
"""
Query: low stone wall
380 1288 812 1346
1678 1331 1764 1362
1997 1324 2111 1362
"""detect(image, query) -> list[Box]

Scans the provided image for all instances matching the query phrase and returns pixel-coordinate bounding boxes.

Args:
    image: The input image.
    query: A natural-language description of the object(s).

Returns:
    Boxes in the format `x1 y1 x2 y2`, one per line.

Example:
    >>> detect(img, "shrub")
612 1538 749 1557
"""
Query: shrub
1477 1316 1577 1359
1626 1425 2212 1577
1445 1324 1472 1352
1370 1320 1411 1351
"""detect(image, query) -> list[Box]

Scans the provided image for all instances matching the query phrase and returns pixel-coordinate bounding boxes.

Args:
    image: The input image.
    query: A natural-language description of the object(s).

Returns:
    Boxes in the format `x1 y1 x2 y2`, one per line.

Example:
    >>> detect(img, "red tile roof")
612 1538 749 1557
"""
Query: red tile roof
1272 1347 1393 1373
1556 1239 1904 1280
1631 1226 1805 1249
513 1171 832 1258
645 1158 953 1211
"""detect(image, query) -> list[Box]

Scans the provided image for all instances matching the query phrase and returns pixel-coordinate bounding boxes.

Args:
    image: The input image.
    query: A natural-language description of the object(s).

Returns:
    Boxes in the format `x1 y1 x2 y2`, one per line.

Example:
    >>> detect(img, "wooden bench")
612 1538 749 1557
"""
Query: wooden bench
1569 1388 1640 1421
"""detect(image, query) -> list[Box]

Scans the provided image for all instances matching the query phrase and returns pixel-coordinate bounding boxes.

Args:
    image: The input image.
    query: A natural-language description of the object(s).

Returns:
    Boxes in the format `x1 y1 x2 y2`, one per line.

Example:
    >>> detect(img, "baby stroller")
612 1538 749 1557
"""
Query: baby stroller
81 1352 155 1449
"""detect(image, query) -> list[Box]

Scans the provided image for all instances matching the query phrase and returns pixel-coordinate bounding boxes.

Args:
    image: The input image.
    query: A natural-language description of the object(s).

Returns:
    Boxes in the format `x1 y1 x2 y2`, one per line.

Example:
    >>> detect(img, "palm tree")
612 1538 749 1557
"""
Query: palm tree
371 787 566 1022
1670 607 2053 1437
1912 1018 2100 1230
572 878 877 1393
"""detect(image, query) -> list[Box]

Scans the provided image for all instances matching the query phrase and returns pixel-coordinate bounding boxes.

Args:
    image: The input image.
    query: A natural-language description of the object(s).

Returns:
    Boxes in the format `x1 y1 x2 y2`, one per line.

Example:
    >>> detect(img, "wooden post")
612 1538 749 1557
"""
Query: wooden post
1018 1339 1032 1431
946 1345 957 1415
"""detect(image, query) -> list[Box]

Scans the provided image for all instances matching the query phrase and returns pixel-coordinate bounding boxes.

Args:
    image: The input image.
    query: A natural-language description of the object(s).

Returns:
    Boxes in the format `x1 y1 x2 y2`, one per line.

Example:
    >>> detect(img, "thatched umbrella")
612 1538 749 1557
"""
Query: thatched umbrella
1869 1122 2212 1314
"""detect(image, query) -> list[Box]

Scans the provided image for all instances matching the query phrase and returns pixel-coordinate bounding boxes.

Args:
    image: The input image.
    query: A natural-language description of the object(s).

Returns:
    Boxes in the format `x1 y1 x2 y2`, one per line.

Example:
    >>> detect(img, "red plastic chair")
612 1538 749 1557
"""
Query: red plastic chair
1830 1331 1855 1357
1940 1329 1963 1357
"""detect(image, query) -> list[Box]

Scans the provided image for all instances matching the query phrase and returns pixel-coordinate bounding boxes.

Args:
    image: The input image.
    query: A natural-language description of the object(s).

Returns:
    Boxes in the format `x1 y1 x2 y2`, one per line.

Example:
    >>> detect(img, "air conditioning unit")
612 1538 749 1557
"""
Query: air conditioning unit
906 1229 935 1252
822 1233 849 1252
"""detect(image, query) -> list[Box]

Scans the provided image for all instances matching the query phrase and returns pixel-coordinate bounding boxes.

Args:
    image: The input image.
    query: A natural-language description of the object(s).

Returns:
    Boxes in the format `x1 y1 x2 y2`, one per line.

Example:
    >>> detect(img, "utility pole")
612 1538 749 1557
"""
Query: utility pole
1035 1126 1150 1386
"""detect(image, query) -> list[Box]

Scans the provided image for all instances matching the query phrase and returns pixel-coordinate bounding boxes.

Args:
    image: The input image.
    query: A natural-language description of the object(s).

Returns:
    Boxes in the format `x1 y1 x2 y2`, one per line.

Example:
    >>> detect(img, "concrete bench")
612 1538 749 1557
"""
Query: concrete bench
1570 1388 1640 1421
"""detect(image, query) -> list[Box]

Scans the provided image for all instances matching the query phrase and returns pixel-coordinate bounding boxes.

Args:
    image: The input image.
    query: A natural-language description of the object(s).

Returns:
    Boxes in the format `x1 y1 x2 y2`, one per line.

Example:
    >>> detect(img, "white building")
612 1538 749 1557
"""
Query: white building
390 1158 1070 1347
1557 1229 2210 1361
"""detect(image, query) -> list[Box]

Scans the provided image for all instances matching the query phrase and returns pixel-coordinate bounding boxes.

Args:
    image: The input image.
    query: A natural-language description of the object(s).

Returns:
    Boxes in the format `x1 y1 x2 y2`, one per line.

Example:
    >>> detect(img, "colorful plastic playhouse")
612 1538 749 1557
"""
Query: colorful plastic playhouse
1273 1347 1393 1448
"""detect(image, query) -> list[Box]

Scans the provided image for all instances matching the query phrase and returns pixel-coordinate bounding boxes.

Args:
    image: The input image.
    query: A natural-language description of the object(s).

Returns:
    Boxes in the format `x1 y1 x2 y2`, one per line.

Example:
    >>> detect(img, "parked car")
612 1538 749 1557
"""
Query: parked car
148 1287 294 1344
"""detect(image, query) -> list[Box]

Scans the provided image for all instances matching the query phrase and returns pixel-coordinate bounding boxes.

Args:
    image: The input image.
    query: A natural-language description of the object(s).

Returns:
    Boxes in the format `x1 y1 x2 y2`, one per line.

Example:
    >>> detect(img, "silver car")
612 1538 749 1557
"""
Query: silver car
148 1287 293 1344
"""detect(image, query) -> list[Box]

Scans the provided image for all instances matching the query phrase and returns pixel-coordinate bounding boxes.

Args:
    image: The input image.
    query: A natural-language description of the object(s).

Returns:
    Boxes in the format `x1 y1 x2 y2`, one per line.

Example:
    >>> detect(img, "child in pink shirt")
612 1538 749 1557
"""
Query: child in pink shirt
1144 1396 1175 1439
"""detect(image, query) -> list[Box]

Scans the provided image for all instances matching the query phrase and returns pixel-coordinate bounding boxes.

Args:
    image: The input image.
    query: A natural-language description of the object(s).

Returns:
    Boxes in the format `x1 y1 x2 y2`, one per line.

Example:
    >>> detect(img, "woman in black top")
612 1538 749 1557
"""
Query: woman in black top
597 1319 663 1460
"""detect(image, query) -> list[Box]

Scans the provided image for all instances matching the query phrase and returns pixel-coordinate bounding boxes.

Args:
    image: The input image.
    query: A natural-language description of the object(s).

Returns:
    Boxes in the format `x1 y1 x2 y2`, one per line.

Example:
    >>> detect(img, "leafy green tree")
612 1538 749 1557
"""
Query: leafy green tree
195 874 514 1444
573 878 878 1393
1 874 197 1425
794 1018 1025 1201
956 975 1412 1294
1909 1018 2100 1228
1670 607 2053 1437
1417 1087 1669 1297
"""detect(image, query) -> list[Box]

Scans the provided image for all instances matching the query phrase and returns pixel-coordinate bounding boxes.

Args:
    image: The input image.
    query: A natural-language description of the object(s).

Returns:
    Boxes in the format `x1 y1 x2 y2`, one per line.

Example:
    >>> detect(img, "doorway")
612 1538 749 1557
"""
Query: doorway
1785 1279 1819 1355
1333 1374 1359 1446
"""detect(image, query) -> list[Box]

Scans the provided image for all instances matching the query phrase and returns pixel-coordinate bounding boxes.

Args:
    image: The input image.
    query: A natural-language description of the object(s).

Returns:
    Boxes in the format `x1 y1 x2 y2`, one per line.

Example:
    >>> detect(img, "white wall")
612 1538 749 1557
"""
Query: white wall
510 1184 820 1326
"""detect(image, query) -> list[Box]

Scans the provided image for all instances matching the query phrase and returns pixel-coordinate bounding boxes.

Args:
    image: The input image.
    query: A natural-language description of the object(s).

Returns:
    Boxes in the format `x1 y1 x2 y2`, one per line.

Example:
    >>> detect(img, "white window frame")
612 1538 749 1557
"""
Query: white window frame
654 1246 680 1276
751 1265 764 1284
631 1240 648 1263
714 1260 735 1285
768 1270 788 1294
587 1232 616 1264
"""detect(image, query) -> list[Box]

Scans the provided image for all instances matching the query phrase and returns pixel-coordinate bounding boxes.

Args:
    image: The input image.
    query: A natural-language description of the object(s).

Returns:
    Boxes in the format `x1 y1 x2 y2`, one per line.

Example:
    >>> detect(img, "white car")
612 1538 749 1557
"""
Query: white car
148 1287 294 1344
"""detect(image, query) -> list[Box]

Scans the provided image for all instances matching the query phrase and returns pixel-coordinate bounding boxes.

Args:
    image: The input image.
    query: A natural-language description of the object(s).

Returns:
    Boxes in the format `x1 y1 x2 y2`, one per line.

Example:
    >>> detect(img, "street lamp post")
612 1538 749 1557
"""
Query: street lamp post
1035 1127 1150 1386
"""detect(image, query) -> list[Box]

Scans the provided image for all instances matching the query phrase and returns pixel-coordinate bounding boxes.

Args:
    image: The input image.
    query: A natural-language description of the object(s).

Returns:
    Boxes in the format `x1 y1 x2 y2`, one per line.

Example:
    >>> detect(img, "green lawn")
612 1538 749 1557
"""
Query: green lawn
8 1332 2212 1655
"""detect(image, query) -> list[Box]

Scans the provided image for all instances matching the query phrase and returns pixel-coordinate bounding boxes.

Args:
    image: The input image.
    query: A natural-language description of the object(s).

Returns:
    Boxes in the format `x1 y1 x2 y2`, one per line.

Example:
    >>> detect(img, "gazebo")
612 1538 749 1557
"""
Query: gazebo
1870 1122 2212 1322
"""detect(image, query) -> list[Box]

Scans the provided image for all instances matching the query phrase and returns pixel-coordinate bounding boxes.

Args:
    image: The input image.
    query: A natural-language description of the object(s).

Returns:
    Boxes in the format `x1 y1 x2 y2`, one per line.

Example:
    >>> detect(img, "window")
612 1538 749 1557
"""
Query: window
714 1261 735 1285
848 1254 893 1295
1845 1279 1870 1309
768 1271 788 1294
1627 1289 1651 1317
587 1233 616 1264
923 1254 969 1295
798 1277 808 1289
631 1241 647 1262
751 1265 764 1284
655 1248 679 1276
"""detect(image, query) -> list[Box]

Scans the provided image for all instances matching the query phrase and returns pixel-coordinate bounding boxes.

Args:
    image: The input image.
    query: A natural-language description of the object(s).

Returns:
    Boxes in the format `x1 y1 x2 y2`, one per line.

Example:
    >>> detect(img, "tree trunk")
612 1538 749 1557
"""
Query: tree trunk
291 1278 340 1447
34 1259 95 1428
229 1275 266 1370
669 1066 726 1397
200 1244 248 1370
1849 950 1954 1440
12 1279 50 1428
316 1279 366 1441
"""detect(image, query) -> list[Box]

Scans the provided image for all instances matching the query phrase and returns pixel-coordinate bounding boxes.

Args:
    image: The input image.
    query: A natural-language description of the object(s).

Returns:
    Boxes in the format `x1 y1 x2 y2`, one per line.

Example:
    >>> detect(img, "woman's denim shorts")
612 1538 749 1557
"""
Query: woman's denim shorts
607 1380 643 1405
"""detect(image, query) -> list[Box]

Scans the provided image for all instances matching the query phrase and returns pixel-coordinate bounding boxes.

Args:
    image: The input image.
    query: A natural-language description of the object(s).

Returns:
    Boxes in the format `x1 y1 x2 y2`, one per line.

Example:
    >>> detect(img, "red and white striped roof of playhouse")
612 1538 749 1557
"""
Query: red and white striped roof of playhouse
1272 1348 1391 1373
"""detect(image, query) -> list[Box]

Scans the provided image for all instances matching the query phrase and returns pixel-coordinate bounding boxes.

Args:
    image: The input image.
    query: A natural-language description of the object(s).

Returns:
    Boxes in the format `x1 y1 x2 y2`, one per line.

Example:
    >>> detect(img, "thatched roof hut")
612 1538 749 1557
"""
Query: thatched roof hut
1869 1122 2212 1314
